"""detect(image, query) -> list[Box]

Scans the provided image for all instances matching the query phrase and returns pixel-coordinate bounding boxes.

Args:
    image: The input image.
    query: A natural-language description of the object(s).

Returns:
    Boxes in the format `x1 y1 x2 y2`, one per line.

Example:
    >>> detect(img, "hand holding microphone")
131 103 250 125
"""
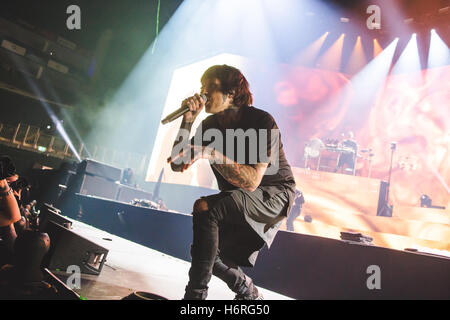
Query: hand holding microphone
161 94 207 124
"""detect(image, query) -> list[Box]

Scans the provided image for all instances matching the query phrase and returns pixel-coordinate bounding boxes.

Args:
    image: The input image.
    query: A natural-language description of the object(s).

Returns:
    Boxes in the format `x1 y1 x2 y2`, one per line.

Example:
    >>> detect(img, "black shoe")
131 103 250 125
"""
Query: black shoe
234 277 264 300
183 286 208 300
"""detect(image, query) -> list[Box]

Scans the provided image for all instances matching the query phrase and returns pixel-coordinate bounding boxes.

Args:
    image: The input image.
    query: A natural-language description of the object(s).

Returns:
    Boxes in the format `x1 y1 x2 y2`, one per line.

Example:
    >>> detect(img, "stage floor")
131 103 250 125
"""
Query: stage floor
52 219 293 300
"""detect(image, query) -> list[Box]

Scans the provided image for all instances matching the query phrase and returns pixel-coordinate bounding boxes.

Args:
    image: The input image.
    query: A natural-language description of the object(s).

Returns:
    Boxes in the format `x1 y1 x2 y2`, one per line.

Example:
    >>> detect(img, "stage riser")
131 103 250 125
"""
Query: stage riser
62 194 450 299
63 194 193 262
244 232 450 299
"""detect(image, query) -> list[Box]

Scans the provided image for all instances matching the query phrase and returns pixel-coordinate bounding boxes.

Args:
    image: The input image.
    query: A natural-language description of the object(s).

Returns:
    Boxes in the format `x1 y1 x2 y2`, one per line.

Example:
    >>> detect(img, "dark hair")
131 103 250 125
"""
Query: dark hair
201 65 253 108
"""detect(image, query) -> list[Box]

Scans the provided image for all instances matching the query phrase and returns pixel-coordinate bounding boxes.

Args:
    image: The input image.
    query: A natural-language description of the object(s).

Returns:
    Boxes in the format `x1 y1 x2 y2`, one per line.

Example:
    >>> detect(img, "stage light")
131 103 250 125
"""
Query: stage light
340 17 350 23
345 35 367 74
392 33 420 75
353 37 399 80
343 38 399 115
428 29 450 68
317 33 345 71
373 39 383 58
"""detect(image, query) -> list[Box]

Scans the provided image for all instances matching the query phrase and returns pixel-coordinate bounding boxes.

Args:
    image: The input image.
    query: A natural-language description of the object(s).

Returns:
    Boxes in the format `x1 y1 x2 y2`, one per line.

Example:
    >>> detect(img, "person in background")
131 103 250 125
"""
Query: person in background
0 156 21 227
121 168 137 188
0 156 21 266
334 131 358 174
286 190 305 232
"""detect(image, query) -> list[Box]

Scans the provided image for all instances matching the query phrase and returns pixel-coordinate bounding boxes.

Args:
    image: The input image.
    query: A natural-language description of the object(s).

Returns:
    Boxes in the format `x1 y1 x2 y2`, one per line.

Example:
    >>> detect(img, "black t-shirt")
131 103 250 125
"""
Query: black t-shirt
191 106 296 197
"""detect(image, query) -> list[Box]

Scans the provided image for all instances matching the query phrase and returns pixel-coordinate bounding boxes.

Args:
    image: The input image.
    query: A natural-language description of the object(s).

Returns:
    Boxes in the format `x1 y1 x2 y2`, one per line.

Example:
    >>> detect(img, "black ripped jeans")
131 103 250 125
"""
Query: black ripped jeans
184 188 288 300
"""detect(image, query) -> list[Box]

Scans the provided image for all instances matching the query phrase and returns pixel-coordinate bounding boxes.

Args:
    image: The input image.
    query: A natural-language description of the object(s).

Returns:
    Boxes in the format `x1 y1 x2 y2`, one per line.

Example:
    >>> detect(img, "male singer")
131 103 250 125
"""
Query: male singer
168 65 296 300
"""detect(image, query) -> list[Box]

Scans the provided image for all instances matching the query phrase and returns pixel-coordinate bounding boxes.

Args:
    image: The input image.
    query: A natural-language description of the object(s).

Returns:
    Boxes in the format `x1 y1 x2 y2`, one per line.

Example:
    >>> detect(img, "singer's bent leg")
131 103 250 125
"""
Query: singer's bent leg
212 255 248 294
184 192 246 300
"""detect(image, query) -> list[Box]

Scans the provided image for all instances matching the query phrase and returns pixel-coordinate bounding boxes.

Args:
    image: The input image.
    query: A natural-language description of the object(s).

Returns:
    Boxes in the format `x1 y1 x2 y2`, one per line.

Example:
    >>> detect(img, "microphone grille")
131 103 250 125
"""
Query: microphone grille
200 94 207 102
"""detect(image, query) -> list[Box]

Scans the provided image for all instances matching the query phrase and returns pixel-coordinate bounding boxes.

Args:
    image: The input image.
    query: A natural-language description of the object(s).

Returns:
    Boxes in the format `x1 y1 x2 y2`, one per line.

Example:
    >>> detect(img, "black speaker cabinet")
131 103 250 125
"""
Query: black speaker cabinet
61 169 120 204
78 174 119 199
42 221 108 275
77 159 122 182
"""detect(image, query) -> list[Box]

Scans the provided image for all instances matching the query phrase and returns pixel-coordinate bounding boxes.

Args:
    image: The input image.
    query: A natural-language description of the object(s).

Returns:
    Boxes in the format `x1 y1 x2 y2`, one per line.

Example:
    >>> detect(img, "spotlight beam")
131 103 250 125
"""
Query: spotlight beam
428 29 450 69
391 33 421 75
7 55 82 161
293 32 329 66
317 33 345 72
346 38 399 110
345 36 367 74
373 39 383 58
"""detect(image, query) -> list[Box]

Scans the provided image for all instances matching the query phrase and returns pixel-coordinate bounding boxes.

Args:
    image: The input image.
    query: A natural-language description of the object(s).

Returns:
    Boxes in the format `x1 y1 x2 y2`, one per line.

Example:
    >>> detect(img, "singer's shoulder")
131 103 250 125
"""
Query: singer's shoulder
199 114 216 127
246 105 273 118
245 106 278 128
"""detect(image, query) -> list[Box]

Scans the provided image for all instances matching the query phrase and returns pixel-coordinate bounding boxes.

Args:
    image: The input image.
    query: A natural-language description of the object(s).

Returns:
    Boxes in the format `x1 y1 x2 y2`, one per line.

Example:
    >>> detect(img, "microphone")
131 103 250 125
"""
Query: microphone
161 94 207 125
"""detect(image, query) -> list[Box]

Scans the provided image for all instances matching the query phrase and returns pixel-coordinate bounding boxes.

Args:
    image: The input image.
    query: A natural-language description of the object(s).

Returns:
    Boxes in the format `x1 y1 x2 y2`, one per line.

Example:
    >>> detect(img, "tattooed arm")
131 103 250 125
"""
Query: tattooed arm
169 119 194 172
210 150 268 192
168 93 205 172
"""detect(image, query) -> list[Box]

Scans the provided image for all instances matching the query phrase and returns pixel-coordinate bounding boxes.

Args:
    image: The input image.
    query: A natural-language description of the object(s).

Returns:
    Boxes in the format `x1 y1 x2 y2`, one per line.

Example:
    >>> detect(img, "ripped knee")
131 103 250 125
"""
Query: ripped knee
193 199 209 214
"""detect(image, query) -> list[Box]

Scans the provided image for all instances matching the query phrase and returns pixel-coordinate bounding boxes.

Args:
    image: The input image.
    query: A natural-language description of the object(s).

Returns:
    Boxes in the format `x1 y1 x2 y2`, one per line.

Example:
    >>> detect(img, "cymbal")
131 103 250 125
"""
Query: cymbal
304 138 324 158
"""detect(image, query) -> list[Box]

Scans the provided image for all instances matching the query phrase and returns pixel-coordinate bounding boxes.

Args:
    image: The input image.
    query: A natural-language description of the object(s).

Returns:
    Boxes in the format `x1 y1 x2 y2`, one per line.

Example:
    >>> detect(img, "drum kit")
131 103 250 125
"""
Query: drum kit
304 137 375 177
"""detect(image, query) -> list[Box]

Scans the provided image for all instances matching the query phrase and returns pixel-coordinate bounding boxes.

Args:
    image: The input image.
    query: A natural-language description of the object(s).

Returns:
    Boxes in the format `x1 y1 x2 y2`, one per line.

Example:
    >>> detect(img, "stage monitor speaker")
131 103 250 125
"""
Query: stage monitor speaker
116 184 154 203
42 221 108 275
77 159 122 182
39 203 72 231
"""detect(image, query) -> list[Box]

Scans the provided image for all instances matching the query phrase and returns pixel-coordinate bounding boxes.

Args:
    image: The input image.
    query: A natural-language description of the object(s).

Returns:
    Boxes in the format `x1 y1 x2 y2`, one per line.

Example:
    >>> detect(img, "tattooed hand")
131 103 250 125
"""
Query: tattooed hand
167 145 216 172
